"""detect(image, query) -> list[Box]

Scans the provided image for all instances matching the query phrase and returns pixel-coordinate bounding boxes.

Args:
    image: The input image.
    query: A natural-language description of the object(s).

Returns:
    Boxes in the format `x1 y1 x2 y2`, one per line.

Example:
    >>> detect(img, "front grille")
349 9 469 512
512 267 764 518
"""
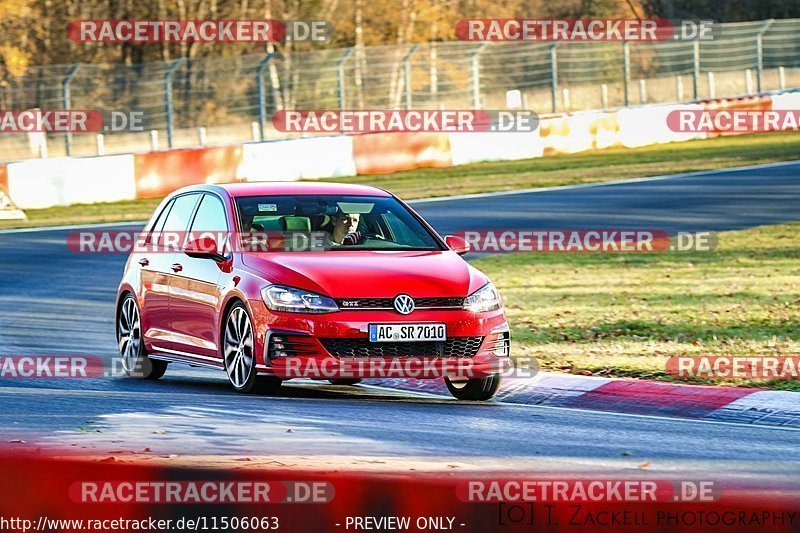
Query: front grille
335 297 465 309
416 297 465 308
337 298 393 309
320 337 484 358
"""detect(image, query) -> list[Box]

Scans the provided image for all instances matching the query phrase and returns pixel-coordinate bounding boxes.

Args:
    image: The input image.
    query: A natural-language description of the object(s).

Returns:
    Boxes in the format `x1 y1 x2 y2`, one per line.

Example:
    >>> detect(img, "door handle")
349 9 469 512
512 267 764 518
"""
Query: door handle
171 263 183 272
138 258 149 267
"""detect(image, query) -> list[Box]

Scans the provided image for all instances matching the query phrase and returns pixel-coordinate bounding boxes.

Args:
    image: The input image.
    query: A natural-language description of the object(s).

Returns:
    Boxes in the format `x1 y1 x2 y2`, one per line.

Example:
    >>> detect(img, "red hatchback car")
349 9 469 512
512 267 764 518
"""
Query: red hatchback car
116 182 510 400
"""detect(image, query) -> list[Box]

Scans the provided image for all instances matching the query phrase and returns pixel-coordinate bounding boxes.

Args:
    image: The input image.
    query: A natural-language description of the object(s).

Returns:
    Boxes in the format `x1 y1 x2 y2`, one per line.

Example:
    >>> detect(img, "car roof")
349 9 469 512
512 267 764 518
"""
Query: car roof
209 181 392 198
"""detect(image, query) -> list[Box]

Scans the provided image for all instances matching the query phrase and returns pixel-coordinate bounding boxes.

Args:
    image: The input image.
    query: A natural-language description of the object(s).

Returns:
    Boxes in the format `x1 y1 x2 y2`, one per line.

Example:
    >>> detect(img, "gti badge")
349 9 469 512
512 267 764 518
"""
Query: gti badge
393 294 415 315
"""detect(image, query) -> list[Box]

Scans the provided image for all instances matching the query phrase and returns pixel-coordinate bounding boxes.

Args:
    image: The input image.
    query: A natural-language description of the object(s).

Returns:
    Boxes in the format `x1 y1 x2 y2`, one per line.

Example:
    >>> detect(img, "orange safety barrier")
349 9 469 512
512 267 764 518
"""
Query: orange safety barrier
539 115 571 155
352 132 452 175
133 146 243 199
702 95 773 138
540 112 622 155
591 112 621 149
0 163 26 220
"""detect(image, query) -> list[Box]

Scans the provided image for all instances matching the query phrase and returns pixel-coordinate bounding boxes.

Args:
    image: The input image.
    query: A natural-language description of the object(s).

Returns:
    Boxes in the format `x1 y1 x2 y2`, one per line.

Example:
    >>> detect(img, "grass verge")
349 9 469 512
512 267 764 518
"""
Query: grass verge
2 132 799 230
472 223 800 390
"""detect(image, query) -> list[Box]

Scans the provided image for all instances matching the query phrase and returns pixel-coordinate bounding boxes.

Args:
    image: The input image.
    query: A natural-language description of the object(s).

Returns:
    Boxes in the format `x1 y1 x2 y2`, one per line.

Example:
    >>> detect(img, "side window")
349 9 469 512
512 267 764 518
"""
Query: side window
159 193 200 249
145 199 174 244
189 194 228 233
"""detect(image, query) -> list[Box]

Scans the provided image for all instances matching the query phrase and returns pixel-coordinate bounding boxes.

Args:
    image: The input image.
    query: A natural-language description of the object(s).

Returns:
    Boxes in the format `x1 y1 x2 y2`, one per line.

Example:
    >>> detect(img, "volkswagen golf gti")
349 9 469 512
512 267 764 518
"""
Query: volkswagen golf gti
116 182 510 400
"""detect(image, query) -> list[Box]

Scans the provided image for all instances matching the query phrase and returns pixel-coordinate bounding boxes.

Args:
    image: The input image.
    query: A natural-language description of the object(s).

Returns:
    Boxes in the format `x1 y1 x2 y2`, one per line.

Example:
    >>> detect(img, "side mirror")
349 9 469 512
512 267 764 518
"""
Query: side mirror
183 235 227 262
444 235 471 255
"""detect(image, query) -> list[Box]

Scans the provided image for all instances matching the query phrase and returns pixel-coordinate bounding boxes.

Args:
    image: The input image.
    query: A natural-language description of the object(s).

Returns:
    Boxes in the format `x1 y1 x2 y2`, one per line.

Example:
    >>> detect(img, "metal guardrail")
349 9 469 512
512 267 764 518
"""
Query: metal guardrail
1 18 799 159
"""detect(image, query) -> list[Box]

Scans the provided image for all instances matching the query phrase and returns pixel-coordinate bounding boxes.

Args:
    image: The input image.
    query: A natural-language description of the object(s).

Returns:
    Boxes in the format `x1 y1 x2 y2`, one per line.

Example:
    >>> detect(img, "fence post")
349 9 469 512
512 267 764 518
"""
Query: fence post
549 43 558 112
779 66 786 90
61 64 80 156
402 44 418 110
692 40 700 100
707 72 715 98
471 43 487 110
257 52 278 141
622 41 630 107
676 76 684 101
337 48 355 111
163 58 183 149
601 83 608 108
756 19 774 94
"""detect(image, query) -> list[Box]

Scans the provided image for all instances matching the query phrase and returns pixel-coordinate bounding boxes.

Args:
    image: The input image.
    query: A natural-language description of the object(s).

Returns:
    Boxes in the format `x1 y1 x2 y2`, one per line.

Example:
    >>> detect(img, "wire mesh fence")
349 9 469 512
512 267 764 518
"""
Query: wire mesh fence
1 18 799 160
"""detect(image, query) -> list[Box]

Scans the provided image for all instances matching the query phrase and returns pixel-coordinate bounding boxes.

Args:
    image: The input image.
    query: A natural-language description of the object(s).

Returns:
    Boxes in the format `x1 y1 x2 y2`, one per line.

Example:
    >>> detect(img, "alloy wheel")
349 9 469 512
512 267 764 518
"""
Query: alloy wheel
118 296 141 373
224 306 255 389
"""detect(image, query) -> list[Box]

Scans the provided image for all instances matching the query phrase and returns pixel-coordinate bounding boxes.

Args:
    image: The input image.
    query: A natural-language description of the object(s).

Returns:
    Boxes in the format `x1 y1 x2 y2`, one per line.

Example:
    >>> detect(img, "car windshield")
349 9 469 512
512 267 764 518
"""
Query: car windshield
234 194 443 251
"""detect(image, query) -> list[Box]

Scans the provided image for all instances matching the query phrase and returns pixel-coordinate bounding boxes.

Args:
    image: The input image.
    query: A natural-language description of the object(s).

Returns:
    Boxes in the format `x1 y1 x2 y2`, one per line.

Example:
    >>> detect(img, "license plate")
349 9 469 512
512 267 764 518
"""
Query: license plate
369 323 446 342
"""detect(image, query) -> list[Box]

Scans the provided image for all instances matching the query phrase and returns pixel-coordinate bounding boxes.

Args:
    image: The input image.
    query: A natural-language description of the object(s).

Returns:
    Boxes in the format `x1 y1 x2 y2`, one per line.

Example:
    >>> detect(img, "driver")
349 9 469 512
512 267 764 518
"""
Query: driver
330 211 363 245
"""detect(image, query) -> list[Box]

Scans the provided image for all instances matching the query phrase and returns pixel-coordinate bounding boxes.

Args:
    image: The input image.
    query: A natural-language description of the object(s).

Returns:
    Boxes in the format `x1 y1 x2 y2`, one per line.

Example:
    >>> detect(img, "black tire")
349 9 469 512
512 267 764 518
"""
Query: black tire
445 375 501 401
328 378 363 386
118 294 168 380
222 302 282 394
252 376 284 394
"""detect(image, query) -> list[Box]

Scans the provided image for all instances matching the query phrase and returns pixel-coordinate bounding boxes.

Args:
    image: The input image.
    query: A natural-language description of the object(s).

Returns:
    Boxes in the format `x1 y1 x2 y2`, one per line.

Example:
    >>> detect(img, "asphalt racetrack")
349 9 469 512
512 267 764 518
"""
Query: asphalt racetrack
1 162 799 483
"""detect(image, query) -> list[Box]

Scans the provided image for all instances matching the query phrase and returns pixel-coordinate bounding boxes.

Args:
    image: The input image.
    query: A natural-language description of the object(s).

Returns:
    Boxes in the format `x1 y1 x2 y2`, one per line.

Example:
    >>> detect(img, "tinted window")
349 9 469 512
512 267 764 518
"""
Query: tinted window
383 211 431 247
162 194 200 232
145 198 174 244
190 194 228 232
159 193 200 248
235 195 442 251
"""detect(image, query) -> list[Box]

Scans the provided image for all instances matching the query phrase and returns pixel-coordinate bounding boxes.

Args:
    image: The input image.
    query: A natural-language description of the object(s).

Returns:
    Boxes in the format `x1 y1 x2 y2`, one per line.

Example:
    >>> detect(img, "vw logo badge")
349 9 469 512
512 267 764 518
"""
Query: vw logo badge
393 294 415 315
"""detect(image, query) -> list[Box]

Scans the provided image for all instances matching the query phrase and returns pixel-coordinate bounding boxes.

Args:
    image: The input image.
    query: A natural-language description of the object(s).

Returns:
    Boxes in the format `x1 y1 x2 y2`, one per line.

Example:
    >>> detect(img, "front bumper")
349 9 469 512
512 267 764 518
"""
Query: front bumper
248 300 510 380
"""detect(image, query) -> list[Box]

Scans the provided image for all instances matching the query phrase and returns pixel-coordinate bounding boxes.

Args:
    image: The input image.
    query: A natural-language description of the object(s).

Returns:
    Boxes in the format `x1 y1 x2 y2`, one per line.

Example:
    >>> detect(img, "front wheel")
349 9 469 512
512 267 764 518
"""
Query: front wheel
118 294 168 380
445 375 501 401
223 302 282 394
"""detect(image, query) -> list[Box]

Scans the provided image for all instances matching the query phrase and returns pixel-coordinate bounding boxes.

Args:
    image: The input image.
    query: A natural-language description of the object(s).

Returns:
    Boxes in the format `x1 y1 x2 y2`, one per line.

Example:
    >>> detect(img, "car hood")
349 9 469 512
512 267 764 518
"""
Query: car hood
241 250 488 298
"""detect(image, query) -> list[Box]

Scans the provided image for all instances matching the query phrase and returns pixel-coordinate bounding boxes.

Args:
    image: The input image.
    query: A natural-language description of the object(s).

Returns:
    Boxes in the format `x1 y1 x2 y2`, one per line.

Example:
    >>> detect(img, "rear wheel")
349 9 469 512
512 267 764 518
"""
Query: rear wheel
118 294 168 380
223 303 282 394
445 375 501 401
328 378 363 386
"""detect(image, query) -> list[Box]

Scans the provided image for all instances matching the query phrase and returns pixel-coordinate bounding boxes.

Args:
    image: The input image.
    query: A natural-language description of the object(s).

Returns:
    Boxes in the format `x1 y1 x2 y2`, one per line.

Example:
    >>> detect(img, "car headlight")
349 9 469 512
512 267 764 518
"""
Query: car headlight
464 282 502 313
261 285 339 314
